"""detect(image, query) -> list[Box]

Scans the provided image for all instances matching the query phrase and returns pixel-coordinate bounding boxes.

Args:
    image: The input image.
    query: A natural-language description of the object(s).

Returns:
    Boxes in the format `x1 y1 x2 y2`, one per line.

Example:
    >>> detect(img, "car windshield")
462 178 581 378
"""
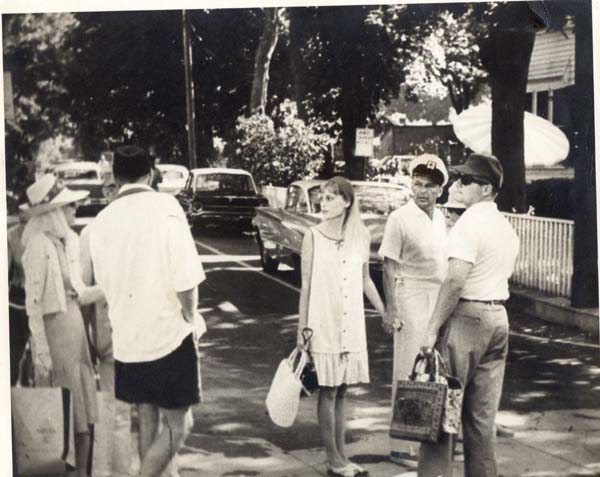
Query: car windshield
195 173 255 193
308 184 408 215
162 170 186 181
56 169 99 181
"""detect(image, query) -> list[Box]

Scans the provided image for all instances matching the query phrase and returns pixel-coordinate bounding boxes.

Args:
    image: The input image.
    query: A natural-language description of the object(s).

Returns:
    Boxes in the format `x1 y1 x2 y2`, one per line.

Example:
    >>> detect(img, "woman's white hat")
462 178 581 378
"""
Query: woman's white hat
19 174 90 216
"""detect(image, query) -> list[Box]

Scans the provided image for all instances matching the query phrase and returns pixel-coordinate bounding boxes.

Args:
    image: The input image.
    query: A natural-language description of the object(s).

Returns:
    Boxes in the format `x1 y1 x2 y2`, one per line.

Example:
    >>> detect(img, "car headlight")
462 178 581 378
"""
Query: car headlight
192 200 203 212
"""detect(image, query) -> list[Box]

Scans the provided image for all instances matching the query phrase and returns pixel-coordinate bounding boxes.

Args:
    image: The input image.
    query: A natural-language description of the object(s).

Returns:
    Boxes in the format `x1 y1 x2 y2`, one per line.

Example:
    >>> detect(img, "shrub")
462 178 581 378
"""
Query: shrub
227 100 331 187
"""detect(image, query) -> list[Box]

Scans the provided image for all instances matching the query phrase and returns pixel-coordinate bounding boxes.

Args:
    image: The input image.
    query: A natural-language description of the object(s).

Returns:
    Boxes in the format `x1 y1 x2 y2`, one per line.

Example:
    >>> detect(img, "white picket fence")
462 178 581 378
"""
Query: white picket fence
262 185 575 298
504 212 574 298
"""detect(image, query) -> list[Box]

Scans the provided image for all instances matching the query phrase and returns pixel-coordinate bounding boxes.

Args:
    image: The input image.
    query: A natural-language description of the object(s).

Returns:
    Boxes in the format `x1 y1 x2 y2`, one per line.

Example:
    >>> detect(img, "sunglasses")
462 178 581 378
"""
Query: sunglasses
459 175 489 186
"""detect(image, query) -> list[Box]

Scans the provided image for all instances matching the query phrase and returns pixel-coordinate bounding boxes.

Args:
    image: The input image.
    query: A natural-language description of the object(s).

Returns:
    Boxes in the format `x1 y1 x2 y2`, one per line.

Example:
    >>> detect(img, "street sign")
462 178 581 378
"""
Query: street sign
355 128 374 157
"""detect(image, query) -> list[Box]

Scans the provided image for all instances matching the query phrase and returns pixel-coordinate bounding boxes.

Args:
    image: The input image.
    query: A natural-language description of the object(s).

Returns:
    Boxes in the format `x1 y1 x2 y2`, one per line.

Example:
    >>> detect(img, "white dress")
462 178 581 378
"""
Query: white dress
307 227 370 387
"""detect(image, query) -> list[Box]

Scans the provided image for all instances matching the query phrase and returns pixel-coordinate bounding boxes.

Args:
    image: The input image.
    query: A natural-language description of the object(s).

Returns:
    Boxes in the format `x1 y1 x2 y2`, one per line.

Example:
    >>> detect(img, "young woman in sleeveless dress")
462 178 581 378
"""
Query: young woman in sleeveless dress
296 176 385 477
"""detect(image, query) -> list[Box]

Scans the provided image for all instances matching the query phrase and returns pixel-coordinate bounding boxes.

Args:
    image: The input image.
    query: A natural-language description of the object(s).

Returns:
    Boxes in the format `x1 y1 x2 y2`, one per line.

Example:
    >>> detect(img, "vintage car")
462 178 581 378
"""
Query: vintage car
176 167 269 230
253 180 411 274
53 161 107 217
156 163 189 195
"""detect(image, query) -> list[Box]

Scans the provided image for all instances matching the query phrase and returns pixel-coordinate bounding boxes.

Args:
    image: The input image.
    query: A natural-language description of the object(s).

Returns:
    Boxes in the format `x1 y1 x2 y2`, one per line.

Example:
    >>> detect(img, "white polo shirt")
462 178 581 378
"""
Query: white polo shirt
378 200 448 287
448 201 519 301
89 184 205 363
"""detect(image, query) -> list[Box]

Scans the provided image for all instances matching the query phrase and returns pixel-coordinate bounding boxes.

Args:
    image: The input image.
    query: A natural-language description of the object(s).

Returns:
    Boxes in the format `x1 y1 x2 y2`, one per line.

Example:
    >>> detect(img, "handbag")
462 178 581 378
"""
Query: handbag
266 347 308 427
437 351 463 435
11 386 76 475
390 351 447 443
299 328 319 396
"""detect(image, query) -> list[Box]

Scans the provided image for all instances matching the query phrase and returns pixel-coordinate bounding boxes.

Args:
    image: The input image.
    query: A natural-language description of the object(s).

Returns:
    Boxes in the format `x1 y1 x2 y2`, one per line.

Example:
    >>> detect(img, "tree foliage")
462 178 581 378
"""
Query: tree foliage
3 13 78 155
227 99 330 186
403 8 488 114
287 5 414 178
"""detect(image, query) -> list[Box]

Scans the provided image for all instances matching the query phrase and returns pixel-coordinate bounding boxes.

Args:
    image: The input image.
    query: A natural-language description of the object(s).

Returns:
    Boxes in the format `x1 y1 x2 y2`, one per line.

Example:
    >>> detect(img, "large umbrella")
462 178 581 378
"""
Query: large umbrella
451 103 570 167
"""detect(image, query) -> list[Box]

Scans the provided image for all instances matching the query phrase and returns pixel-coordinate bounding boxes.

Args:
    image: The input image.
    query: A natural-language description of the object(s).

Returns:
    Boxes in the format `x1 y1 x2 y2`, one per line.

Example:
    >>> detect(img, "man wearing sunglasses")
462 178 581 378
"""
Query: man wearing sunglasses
418 153 520 477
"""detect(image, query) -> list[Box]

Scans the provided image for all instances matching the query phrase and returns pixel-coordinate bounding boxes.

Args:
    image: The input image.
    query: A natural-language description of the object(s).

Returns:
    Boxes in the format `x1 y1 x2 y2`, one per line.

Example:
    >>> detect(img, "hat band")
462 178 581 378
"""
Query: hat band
29 179 65 207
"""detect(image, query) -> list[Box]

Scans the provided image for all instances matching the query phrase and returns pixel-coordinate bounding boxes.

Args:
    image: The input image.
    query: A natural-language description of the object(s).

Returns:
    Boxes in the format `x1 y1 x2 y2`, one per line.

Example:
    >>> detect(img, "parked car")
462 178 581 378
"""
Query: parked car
156 164 189 195
53 161 107 217
253 180 411 274
176 167 269 230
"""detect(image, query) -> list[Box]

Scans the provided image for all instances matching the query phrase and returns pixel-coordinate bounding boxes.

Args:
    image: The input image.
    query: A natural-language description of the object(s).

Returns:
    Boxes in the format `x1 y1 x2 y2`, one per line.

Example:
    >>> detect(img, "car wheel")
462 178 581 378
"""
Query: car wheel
256 231 279 273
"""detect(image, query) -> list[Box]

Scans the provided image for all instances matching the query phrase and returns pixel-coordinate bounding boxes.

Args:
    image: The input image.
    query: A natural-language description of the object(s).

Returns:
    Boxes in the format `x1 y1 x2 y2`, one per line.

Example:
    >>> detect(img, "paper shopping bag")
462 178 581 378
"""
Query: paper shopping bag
11 386 75 475
90 391 115 477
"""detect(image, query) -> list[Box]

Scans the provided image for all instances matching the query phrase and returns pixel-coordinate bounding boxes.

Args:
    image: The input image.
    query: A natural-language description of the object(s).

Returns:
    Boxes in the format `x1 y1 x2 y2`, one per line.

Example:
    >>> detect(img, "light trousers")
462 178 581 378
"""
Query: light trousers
418 301 509 477
390 282 440 460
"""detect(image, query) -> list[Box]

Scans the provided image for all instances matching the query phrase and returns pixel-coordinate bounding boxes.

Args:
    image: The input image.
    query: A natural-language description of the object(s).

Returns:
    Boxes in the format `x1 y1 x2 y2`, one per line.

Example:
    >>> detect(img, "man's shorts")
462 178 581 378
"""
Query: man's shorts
115 333 202 409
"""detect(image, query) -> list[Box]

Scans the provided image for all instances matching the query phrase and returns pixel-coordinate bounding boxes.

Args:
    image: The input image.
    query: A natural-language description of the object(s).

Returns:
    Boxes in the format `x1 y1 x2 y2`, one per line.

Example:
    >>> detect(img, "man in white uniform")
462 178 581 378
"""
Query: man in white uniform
379 154 449 465
419 153 520 477
89 146 205 477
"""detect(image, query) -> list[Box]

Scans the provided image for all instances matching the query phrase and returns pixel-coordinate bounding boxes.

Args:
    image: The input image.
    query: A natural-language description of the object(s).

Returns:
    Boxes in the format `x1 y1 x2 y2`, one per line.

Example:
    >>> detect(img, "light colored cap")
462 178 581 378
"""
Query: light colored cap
409 154 449 186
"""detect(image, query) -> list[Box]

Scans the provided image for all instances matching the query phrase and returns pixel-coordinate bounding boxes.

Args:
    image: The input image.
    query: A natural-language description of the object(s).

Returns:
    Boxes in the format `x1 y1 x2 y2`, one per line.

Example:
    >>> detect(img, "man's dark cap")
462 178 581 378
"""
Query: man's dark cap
113 145 151 180
452 153 503 189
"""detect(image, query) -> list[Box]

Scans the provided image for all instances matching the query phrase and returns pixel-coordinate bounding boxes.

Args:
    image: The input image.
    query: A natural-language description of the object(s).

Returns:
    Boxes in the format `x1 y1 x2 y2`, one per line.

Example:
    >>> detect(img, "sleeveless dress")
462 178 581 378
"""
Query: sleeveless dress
44 236 99 434
307 227 369 387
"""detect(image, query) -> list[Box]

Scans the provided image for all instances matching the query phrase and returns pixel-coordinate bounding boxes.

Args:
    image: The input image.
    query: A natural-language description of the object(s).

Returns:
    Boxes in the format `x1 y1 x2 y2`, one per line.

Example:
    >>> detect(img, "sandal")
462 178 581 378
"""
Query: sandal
327 464 357 477
349 462 369 476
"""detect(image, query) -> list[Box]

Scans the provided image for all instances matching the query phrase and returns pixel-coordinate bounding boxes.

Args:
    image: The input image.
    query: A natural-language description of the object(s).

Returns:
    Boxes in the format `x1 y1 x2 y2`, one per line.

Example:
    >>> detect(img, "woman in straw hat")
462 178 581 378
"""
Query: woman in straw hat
20 173 101 476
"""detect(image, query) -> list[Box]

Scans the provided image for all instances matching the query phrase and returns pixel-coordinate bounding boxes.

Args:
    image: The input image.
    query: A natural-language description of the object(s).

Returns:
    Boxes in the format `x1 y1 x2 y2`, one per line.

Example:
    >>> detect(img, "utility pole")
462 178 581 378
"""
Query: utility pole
182 10 197 170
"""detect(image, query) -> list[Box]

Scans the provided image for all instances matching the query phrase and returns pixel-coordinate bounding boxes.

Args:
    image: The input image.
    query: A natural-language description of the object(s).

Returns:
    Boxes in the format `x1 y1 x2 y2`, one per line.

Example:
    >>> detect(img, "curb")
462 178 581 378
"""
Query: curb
508 287 599 337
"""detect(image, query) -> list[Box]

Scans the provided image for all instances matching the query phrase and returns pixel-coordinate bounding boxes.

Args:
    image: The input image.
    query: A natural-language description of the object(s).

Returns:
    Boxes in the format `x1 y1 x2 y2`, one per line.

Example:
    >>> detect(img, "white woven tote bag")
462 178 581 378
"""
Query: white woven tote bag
266 348 307 427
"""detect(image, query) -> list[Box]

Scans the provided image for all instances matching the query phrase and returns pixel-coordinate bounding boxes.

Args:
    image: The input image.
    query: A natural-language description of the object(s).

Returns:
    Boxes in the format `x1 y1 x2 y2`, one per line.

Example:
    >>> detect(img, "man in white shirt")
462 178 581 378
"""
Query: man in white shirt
80 165 137 477
379 154 449 465
89 146 205 477
419 153 520 477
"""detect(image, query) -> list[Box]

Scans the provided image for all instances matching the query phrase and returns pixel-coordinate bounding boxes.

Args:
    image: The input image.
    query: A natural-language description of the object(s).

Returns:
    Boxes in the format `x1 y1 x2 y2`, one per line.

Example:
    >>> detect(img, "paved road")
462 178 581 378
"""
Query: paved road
182 227 600 476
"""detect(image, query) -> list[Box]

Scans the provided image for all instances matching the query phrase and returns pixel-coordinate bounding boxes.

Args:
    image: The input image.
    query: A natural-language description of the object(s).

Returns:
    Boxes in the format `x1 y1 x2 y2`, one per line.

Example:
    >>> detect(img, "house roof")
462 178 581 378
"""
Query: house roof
384 113 451 127
527 25 575 93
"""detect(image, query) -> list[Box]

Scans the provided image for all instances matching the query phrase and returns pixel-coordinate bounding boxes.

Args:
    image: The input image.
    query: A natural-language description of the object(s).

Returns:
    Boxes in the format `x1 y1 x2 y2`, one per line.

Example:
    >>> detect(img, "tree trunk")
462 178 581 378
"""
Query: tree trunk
340 75 366 180
571 1 598 308
249 8 281 115
288 8 307 120
486 28 535 213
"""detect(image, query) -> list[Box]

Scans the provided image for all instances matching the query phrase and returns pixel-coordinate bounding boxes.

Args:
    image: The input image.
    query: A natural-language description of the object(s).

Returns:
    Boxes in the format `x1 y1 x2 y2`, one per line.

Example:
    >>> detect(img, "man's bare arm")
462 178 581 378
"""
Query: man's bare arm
422 258 472 350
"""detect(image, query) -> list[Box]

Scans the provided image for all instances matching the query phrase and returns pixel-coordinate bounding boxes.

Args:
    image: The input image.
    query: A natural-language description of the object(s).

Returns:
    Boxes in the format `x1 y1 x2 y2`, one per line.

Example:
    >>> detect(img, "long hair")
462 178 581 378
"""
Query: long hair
321 176 369 259
21 207 86 295
21 208 71 248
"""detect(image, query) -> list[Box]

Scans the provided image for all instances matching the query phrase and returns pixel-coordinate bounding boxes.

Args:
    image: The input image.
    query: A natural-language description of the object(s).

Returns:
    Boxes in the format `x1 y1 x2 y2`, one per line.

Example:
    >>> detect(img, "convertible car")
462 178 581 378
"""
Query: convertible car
176 167 269 230
253 180 411 274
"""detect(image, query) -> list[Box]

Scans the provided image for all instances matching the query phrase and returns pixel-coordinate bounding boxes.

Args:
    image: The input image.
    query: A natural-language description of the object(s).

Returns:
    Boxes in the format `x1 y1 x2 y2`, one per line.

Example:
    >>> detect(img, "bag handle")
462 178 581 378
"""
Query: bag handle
434 349 452 378
302 328 313 345
409 351 440 383
288 347 308 380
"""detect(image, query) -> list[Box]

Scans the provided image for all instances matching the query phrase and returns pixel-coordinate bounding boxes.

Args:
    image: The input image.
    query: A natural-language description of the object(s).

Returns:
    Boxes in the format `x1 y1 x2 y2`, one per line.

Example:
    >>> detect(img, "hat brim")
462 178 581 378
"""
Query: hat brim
19 188 90 216
452 164 480 177
451 165 494 184
411 164 449 187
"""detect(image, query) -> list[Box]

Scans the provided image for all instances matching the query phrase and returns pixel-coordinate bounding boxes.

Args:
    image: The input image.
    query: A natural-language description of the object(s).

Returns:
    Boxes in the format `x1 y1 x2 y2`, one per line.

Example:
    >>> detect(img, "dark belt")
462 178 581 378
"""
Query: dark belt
459 298 506 306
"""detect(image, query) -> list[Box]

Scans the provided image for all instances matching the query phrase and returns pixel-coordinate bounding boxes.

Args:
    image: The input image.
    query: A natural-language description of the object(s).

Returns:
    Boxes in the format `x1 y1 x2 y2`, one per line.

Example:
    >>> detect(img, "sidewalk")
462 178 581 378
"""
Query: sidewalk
174 407 600 476
509 286 599 337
